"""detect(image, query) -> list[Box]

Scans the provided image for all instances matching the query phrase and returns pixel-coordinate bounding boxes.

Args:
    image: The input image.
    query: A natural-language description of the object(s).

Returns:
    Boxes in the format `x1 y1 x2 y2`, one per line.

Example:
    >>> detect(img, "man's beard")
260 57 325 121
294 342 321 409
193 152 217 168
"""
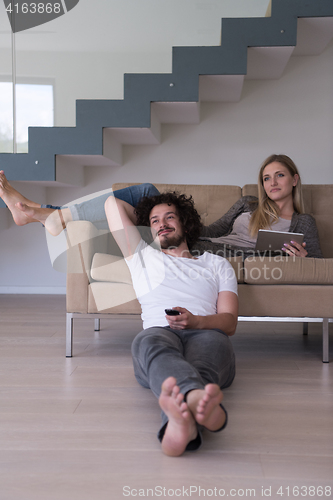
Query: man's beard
159 230 186 250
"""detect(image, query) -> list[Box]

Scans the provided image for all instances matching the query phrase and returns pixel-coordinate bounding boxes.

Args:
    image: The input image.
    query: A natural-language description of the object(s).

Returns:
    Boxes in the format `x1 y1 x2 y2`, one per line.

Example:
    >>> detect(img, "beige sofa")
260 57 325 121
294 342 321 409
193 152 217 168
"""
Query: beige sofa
65 183 333 361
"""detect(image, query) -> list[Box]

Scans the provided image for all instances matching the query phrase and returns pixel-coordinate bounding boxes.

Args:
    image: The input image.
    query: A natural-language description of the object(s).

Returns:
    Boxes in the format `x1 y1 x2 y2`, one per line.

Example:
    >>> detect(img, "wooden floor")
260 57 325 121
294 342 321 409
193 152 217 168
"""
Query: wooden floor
0 295 332 500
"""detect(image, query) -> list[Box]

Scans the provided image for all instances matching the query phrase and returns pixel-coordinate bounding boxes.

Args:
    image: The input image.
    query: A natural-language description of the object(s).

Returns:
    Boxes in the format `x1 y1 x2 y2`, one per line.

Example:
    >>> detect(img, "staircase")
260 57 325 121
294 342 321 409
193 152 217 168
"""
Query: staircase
0 0 332 199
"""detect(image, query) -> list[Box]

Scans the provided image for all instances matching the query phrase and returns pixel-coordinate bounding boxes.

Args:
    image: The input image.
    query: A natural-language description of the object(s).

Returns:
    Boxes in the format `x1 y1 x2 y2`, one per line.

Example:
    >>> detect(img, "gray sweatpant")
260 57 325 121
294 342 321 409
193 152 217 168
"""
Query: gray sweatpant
131 326 235 450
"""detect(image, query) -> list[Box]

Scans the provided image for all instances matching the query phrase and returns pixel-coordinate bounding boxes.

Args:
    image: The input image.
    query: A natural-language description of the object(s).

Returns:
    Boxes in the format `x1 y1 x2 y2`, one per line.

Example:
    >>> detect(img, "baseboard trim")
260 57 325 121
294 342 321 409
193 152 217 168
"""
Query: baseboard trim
0 287 66 294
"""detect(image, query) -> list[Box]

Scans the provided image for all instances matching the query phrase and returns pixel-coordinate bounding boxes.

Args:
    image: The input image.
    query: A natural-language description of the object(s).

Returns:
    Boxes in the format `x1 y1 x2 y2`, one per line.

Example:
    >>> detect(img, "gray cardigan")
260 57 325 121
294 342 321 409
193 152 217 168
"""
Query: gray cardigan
193 196 323 259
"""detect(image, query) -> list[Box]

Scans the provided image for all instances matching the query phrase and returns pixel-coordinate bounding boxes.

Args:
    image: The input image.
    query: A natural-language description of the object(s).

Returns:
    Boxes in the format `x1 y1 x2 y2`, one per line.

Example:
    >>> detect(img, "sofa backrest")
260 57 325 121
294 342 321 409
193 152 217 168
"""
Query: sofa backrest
162 184 244 227
113 183 332 259
113 183 242 226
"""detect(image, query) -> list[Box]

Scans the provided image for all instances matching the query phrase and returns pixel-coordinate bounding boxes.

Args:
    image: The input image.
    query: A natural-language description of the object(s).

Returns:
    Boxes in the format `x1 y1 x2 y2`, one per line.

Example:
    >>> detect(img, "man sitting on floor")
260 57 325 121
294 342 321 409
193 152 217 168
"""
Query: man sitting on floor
105 191 238 456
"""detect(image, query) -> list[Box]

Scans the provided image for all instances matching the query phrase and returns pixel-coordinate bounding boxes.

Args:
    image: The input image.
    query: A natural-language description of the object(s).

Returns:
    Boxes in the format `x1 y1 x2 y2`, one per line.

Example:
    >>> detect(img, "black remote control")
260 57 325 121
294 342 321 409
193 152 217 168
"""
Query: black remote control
165 309 180 316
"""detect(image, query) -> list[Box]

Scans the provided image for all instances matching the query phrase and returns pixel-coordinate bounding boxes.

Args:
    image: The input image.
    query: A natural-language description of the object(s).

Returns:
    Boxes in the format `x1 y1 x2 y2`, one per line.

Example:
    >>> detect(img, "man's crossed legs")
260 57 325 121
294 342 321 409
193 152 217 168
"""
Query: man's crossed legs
131 327 235 456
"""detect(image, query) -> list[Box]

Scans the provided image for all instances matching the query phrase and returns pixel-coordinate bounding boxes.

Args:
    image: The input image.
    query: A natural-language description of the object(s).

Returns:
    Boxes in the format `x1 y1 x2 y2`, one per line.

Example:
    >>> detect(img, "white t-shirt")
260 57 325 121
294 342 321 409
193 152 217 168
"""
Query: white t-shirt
125 239 238 329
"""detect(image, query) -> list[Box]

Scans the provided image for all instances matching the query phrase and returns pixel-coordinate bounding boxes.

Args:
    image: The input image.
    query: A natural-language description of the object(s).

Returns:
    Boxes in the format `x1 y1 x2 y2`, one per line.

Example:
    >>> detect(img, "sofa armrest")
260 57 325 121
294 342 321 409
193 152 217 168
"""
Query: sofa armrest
66 221 109 313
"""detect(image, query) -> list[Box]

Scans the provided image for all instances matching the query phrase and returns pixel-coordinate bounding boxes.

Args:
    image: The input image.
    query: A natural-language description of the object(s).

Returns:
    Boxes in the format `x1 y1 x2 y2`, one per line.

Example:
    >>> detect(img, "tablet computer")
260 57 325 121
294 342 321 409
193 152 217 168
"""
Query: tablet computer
255 230 304 252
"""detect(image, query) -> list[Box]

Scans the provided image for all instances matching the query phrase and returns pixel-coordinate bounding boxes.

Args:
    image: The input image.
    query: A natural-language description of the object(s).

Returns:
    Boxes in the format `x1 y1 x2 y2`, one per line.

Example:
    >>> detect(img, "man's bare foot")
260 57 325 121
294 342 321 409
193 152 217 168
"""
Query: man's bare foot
159 377 198 457
186 384 226 432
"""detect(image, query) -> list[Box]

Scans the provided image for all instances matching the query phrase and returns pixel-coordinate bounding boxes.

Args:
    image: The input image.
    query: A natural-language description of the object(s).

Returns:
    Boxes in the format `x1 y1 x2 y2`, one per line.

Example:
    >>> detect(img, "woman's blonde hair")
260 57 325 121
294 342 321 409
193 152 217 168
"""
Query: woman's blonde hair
248 154 304 237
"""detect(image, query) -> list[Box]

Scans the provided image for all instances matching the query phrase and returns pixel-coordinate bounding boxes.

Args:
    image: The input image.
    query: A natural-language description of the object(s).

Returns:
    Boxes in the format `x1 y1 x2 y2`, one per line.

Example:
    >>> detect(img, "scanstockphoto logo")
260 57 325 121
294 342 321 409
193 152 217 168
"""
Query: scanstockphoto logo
3 0 80 33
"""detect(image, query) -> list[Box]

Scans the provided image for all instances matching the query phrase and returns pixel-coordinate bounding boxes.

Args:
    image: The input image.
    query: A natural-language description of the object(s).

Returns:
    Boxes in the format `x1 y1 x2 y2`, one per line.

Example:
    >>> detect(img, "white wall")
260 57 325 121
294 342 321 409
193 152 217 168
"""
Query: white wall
0 0 332 293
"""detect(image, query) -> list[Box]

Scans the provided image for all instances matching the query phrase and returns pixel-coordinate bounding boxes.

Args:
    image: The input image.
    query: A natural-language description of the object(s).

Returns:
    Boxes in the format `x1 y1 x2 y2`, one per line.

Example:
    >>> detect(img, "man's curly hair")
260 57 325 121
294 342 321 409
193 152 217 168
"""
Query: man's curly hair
135 191 203 249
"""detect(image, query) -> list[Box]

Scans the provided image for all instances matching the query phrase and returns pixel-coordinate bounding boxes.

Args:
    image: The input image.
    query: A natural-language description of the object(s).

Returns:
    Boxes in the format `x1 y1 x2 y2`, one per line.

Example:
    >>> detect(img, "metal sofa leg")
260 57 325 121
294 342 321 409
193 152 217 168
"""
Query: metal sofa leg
66 313 74 358
303 322 308 335
322 318 329 363
94 318 100 331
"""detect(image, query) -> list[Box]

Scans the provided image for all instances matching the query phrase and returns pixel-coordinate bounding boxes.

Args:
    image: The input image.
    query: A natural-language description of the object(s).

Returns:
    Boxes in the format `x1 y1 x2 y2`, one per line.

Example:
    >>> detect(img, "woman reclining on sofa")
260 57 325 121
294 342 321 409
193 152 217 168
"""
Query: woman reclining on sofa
0 154 323 259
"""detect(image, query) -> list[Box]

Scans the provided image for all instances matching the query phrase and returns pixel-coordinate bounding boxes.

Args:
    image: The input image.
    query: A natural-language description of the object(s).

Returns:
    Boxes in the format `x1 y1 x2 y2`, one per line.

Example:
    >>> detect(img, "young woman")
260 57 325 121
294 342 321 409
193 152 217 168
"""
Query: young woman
0 154 323 258
193 154 322 259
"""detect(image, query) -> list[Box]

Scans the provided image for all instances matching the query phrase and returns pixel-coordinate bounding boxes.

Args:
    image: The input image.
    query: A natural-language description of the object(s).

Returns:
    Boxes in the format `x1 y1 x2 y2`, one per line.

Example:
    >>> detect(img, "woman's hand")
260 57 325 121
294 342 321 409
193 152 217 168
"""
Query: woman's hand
282 241 308 258
165 307 199 330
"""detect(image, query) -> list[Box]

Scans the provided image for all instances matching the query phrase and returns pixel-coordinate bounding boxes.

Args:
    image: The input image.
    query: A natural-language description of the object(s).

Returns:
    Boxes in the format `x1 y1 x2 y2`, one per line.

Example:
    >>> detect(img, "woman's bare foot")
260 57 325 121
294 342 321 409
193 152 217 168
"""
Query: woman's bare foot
187 384 226 432
0 171 40 209
0 170 42 225
159 377 198 457
0 170 54 229
0 171 70 235
14 203 70 236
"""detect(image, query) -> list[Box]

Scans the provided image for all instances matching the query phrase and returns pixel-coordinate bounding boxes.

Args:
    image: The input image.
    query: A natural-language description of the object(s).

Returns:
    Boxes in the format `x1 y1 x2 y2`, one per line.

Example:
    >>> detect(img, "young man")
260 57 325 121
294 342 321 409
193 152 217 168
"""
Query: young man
105 191 238 456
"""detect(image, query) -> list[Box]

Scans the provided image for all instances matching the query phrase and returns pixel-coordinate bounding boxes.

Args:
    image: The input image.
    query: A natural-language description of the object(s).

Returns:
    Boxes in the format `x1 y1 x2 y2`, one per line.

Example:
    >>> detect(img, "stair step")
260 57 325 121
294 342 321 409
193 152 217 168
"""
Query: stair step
152 102 201 124
245 46 295 80
293 17 333 55
106 107 161 145
199 75 244 102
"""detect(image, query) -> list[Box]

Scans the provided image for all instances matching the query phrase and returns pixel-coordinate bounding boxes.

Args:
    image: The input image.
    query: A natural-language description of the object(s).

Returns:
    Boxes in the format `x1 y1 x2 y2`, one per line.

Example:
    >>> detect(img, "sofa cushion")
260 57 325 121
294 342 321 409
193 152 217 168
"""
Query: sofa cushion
243 256 333 285
238 284 333 317
225 256 244 283
88 282 140 313
91 253 132 284
241 184 258 197
91 252 244 284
